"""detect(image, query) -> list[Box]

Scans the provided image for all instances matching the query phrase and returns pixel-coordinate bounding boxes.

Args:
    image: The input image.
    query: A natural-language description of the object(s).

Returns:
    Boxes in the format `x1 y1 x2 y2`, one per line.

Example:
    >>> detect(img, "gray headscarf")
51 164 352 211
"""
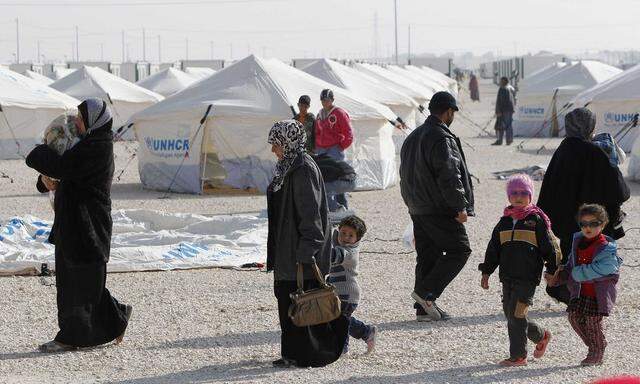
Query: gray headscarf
565 107 596 140
267 119 307 192
78 98 113 136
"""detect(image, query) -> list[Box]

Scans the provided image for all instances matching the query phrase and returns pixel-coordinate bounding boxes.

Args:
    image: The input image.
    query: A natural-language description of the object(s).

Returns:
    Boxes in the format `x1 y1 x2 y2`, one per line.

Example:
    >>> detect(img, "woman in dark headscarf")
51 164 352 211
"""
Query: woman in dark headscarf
538 108 630 304
266 119 348 368
469 72 480 102
26 98 132 353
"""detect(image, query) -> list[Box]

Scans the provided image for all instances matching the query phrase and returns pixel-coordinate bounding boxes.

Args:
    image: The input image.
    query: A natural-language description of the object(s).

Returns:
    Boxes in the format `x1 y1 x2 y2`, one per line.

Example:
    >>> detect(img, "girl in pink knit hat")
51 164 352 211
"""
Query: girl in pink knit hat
478 174 561 367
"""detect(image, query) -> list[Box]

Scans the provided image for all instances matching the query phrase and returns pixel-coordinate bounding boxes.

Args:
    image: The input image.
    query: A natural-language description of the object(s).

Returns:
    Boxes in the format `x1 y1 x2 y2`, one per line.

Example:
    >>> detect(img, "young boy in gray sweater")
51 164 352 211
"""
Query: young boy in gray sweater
327 215 377 354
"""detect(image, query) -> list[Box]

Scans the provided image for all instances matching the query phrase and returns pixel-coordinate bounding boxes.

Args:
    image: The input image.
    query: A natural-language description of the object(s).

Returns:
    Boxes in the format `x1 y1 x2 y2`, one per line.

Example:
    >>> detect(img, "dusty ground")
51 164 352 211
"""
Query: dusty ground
1 79 639 383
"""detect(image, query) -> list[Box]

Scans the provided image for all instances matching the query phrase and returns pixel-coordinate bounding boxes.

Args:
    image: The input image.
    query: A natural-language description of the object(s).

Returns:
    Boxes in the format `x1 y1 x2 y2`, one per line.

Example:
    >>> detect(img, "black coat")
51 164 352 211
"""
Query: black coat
26 124 114 265
266 153 331 281
479 213 559 285
311 153 356 183
400 115 475 217
538 137 630 240
495 86 515 114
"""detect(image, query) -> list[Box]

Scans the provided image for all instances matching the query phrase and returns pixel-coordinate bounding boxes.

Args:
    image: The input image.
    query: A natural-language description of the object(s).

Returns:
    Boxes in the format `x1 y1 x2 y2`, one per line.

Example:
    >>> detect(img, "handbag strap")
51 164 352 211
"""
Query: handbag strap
296 259 327 292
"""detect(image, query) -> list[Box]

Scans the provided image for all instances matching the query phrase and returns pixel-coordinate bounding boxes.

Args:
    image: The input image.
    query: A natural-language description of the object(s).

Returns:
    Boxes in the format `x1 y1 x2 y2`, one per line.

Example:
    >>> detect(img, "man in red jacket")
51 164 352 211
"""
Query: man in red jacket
315 89 354 212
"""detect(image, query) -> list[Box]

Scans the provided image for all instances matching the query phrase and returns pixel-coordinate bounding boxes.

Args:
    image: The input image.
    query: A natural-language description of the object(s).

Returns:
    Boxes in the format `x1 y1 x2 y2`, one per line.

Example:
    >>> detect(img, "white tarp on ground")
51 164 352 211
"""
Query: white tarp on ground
0 67 79 160
514 61 621 137
0 209 267 275
136 68 198 97
302 59 418 153
130 55 398 194
573 64 640 152
50 66 164 139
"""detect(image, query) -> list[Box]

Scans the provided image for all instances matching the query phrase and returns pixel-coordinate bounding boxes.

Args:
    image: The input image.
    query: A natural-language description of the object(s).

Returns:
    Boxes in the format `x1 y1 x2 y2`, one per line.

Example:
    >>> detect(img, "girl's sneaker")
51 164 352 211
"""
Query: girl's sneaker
580 356 603 367
498 357 527 367
533 330 552 358
365 326 377 354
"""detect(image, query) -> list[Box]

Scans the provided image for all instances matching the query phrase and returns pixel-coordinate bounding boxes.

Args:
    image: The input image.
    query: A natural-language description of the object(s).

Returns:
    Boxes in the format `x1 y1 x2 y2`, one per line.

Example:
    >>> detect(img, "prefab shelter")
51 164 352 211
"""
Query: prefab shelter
302 59 418 153
136 68 198 97
513 61 621 137
23 70 54 85
572 64 640 151
0 67 79 159
129 55 398 194
50 66 164 139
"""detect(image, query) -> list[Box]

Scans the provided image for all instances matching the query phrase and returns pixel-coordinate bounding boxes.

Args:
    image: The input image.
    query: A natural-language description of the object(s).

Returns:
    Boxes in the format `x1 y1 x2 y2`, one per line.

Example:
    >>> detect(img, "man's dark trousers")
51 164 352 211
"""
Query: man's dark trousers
411 214 472 302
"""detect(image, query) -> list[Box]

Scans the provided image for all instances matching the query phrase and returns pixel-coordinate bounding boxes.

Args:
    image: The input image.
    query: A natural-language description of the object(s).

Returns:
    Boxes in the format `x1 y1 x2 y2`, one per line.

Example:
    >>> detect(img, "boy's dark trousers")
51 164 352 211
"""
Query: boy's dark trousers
502 280 546 358
340 302 372 351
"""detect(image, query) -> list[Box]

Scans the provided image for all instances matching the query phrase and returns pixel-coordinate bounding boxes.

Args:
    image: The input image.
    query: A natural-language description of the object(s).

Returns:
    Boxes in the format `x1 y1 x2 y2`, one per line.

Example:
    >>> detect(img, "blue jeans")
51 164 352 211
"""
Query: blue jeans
324 179 356 211
316 145 349 211
341 302 372 351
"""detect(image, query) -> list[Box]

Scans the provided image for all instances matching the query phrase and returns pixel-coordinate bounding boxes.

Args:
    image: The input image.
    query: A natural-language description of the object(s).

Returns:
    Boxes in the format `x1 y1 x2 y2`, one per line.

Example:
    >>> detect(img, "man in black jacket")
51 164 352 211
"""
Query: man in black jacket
493 77 516 146
400 91 474 321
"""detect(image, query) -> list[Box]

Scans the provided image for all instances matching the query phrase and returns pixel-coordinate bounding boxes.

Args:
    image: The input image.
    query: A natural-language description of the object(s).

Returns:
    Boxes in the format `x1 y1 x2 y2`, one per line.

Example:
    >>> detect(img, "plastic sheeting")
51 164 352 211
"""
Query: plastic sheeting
130 55 398 194
0 209 267 275
0 67 79 159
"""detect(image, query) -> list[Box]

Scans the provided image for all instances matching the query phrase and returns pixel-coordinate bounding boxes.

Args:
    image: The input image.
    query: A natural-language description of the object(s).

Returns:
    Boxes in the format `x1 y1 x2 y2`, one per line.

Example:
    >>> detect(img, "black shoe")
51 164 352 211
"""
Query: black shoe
434 303 451 321
491 141 503 146
506 141 513 146
272 358 296 368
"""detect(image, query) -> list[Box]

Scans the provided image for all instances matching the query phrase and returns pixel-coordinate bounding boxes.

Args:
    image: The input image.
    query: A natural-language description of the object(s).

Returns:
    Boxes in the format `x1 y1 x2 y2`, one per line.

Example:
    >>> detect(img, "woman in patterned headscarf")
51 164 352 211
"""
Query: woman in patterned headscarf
538 108 629 304
266 119 347 368
26 98 132 353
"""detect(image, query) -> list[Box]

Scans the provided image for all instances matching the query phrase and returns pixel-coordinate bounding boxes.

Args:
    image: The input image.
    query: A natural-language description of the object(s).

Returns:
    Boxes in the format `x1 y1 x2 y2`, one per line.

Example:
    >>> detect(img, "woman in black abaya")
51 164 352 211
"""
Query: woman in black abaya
26 98 132 352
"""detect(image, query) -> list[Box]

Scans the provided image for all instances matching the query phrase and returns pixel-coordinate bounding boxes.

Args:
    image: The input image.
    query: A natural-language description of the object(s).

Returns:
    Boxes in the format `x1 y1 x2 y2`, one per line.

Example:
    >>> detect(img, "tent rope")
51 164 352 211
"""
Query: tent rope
160 104 213 199
0 104 26 159
516 90 576 151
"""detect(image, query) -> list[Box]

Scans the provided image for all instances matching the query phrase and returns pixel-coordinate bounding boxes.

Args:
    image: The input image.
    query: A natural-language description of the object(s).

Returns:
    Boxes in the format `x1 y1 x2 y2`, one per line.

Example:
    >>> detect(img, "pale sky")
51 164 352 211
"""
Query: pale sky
1 0 639 64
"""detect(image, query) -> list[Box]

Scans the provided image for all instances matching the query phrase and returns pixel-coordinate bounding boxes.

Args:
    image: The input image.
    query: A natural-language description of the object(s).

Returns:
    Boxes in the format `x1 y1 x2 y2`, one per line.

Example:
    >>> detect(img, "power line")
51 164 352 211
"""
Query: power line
0 0 284 5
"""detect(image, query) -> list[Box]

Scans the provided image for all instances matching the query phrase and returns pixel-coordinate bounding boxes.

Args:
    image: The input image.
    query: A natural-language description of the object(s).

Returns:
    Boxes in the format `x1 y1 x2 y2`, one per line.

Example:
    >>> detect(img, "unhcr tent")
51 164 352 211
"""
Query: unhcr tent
353 63 431 125
23 70 54 85
405 65 458 96
129 55 398 194
514 61 621 137
572 64 640 151
387 65 447 96
519 62 568 88
50 66 164 139
136 68 198 97
628 136 640 180
302 59 418 153
184 67 216 81
0 67 79 159
53 68 76 80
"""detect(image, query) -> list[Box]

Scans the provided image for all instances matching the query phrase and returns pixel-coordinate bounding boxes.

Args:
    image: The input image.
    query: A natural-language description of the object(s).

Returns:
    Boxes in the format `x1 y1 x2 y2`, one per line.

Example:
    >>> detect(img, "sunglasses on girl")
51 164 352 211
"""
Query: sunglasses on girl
509 191 530 197
579 220 603 228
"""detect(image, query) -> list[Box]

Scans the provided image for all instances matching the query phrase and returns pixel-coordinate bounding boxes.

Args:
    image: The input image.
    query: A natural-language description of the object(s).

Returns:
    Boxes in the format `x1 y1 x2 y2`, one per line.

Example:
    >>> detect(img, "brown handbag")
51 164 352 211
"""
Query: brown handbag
288 261 342 327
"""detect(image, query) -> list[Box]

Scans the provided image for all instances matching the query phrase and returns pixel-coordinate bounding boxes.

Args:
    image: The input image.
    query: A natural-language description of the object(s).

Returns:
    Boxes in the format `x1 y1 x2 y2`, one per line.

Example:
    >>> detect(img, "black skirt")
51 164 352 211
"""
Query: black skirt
274 279 349 367
54 249 129 347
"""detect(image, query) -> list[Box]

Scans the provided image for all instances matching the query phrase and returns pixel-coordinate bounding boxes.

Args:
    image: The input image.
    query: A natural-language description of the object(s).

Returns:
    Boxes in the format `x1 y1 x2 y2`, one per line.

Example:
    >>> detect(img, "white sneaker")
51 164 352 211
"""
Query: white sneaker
411 291 441 321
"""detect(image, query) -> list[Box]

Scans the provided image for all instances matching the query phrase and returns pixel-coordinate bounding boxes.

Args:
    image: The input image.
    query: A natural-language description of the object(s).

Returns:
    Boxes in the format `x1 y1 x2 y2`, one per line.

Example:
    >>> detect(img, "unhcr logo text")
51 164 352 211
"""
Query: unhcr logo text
145 137 190 158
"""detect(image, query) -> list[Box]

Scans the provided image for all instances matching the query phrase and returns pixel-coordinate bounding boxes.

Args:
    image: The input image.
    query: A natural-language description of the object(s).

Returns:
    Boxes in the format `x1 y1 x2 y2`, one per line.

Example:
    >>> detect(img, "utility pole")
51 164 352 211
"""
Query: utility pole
373 12 379 60
37 40 41 63
407 24 411 64
75 25 79 62
158 35 161 63
15 18 19 63
185 38 189 60
229 43 233 60
394 0 398 64
121 30 125 62
210 41 214 60
100 43 104 61
142 28 146 62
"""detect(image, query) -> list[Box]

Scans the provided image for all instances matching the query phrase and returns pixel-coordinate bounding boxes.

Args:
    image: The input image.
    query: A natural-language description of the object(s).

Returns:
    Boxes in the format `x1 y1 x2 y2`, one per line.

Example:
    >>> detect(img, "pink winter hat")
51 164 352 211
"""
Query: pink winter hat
506 174 534 197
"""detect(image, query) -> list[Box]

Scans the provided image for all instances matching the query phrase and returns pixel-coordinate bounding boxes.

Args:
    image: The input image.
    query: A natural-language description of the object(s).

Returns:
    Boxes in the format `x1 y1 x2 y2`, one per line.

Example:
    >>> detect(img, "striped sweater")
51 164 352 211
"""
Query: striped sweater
326 230 361 304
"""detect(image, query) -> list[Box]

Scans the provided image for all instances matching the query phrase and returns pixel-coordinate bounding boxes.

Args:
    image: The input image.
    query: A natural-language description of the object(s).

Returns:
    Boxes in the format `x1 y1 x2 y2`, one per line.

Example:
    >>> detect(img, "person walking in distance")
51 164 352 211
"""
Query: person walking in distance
493 77 516 146
315 88 354 212
400 91 475 321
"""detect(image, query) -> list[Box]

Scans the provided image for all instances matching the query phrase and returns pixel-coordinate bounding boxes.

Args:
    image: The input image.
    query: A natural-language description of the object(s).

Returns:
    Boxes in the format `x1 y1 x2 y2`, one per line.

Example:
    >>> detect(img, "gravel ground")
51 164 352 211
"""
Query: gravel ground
1 80 639 384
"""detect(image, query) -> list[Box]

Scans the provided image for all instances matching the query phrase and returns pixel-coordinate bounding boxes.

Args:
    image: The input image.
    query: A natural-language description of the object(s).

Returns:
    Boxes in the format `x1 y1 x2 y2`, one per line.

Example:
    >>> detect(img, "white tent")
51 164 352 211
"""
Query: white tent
628 136 640 180
23 70 54 85
406 65 458 96
129 55 398 194
302 59 418 153
572 64 640 151
184 67 216 81
50 66 164 139
519 62 568 88
53 68 76 80
352 63 431 125
514 61 621 137
0 67 79 159
136 68 198 97
387 65 447 96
